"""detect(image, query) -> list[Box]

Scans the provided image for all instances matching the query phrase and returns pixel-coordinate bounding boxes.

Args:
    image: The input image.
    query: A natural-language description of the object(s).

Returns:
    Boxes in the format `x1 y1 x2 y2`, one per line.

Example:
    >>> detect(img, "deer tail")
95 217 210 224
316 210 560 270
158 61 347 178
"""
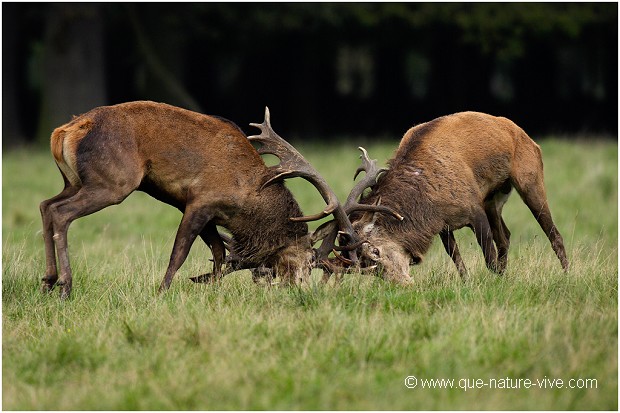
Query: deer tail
50 117 93 186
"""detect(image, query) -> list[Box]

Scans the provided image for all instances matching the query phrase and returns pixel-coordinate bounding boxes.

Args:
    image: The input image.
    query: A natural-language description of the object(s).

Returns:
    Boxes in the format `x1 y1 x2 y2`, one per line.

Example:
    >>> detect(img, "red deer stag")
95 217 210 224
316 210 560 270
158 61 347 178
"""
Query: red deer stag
319 111 569 283
40 101 359 298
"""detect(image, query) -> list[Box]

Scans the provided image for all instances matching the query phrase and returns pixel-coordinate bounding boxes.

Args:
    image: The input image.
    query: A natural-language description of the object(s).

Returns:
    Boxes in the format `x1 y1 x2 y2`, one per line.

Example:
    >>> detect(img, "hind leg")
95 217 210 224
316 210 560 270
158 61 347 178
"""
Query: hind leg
48 185 134 299
40 183 80 292
522 193 568 271
512 159 569 271
439 229 468 279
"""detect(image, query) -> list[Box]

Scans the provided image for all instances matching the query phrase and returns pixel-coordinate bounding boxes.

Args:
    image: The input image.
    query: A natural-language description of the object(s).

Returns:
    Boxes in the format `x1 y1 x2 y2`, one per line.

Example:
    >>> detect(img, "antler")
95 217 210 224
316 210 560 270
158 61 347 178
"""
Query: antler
248 107 358 249
343 147 404 220
311 147 403 266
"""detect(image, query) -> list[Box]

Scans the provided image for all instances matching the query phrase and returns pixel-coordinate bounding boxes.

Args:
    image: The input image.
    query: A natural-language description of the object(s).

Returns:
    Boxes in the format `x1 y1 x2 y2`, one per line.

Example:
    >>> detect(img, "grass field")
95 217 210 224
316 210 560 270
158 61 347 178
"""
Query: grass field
2 138 617 410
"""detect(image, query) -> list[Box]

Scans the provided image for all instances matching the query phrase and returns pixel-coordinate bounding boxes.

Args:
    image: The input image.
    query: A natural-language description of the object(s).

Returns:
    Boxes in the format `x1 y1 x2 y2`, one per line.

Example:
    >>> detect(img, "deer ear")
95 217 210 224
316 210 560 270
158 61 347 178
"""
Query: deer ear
360 198 383 233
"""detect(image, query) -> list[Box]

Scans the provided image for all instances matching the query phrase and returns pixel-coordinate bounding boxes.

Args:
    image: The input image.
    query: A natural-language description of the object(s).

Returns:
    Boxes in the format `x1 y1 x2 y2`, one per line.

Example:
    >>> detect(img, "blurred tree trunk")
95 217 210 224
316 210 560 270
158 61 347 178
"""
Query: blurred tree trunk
36 3 106 143
126 5 202 113
2 4 22 148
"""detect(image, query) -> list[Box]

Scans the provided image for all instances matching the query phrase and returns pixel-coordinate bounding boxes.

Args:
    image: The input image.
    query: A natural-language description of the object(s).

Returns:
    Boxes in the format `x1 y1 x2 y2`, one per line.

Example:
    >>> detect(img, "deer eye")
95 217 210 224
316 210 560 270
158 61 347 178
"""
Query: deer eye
371 247 380 257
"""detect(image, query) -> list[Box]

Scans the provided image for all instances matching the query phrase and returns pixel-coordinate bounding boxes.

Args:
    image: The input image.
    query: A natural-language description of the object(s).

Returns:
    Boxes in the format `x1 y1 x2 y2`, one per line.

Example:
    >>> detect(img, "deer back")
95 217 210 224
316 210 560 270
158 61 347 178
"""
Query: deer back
393 112 520 195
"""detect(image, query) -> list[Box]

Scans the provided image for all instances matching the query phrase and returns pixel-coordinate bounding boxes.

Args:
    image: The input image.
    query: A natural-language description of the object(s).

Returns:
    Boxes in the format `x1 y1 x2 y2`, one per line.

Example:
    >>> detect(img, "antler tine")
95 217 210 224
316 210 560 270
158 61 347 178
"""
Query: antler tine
346 147 383 208
312 221 339 261
353 147 385 180
248 107 339 222
344 147 404 221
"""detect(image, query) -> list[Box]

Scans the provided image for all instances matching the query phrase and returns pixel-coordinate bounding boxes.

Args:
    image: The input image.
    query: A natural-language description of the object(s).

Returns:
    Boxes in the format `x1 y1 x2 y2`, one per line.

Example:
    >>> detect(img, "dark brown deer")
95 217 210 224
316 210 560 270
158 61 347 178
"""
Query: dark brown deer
40 101 361 299
318 111 569 283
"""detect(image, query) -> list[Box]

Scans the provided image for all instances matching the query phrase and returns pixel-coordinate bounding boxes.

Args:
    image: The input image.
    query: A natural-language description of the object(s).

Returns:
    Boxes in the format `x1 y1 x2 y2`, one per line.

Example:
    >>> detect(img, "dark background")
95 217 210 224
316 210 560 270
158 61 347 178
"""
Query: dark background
3 3 618 148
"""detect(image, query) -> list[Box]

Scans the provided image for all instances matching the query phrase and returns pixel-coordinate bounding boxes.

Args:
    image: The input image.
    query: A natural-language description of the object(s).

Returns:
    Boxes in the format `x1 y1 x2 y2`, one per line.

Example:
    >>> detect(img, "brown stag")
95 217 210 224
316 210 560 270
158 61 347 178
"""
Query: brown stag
40 101 365 299
318 111 569 283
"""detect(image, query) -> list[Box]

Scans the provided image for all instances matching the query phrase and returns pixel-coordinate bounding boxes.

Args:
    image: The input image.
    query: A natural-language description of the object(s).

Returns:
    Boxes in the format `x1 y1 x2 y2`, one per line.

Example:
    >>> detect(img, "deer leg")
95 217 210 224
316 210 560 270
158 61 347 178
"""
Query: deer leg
190 224 226 283
484 184 512 273
39 184 80 292
48 185 132 299
512 168 569 271
471 209 499 273
525 199 568 271
205 226 226 278
439 229 468 279
158 204 213 293
252 266 274 284
493 216 511 273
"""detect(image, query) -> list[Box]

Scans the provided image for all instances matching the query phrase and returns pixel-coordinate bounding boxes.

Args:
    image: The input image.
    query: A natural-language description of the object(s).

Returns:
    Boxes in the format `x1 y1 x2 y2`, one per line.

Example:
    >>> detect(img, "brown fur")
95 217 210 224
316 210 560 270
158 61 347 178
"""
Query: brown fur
40 101 313 299
354 111 569 283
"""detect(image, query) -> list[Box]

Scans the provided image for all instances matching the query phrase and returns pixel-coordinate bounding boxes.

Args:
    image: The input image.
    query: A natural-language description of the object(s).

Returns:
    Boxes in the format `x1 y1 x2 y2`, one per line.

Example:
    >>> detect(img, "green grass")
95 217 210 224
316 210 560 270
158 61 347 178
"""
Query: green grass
3 138 617 410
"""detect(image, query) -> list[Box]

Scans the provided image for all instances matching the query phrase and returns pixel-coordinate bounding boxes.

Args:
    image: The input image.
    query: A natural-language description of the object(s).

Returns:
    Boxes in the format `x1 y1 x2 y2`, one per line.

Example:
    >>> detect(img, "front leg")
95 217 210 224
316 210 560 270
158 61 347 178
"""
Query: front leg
471 210 499 274
159 204 213 292
189 224 227 284
439 229 468 279
252 266 275 284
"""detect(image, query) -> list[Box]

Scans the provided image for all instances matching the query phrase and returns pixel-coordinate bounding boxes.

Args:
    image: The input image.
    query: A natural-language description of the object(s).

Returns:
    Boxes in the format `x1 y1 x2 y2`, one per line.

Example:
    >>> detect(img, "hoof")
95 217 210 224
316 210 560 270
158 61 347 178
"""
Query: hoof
57 281 72 300
59 287 71 300
41 282 56 293
41 276 57 293
393 275 414 286
251 267 273 283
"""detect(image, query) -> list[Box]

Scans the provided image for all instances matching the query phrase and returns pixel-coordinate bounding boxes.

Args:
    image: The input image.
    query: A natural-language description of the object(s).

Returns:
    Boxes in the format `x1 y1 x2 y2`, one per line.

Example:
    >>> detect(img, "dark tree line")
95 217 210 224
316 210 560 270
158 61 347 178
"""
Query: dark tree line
3 3 617 148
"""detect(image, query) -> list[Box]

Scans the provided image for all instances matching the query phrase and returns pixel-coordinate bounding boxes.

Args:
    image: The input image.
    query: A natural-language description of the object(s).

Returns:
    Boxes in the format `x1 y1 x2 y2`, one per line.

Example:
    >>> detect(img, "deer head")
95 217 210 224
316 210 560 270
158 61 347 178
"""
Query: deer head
310 147 404 278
